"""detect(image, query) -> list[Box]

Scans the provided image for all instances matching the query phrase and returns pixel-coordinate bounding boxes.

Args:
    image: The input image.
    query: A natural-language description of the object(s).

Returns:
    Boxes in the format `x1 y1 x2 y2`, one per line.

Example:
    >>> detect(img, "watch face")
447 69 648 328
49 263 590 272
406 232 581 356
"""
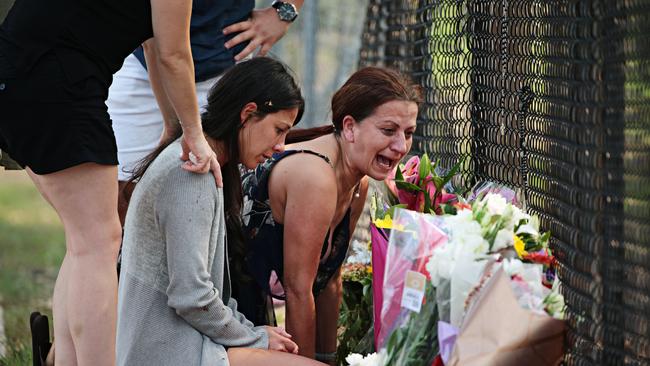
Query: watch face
276 2 297 22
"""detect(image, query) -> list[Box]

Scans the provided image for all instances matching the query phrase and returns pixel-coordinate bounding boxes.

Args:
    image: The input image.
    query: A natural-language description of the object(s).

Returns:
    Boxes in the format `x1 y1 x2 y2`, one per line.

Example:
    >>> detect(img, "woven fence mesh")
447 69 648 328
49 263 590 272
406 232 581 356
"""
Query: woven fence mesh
358 0 650 364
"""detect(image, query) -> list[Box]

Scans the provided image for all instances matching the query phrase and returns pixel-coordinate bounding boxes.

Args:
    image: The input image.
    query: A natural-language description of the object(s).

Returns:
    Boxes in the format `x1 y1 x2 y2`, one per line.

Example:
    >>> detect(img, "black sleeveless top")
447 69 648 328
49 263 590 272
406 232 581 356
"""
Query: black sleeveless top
0 0 153 81
234 149 353 325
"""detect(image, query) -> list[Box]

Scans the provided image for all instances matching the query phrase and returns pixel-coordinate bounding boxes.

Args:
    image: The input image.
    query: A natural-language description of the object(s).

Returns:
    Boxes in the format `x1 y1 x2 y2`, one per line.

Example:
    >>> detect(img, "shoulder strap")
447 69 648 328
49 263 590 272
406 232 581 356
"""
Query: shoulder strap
241 149 332 204
282 149 333 167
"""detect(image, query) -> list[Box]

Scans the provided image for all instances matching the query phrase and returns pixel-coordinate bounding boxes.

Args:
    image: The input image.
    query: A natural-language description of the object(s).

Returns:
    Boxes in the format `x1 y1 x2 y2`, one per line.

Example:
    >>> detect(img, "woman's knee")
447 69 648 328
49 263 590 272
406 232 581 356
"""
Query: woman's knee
65 221 122 259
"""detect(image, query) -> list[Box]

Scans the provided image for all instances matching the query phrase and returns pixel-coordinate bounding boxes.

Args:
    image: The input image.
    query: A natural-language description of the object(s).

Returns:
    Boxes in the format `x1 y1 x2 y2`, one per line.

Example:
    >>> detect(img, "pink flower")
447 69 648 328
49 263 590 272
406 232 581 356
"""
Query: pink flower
385 154 458 213
386 155 420 199
398 190 419 211
402 155 420 177
401 177 456 213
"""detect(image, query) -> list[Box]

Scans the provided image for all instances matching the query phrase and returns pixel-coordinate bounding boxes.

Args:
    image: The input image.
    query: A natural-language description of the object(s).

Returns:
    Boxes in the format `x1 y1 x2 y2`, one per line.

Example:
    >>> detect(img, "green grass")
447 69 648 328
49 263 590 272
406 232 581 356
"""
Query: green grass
0 170 65 365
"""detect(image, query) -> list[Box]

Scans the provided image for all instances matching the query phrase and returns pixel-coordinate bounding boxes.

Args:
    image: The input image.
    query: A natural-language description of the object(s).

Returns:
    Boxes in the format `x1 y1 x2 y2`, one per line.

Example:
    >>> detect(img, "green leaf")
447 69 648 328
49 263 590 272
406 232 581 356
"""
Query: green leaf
419 153 431 180
441 203 457 215
432 176 445 190
424 188 432 212
396 181 423 192
395 163 405 181
442 156 466 183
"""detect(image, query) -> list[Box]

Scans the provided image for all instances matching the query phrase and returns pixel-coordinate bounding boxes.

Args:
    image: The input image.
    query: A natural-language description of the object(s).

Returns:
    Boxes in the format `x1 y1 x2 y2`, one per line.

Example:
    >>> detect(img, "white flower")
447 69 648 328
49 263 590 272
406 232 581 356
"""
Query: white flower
346 352 384 366
426 243 453 287
502 258 524 277
505 262 550 315
516 223 539 237
445 210 487 254
545 279 566 319
346 354 364 365
529 215 540 231
511 206 528 227
493 229 514 251
346 240 371 264
427 212 490 287
482 193 507 216
363 352 385 365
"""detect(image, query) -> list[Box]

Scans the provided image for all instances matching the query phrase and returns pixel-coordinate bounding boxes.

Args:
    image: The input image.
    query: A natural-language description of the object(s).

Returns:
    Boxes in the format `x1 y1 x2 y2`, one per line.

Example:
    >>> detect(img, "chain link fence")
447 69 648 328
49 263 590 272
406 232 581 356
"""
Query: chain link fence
358 0 650 364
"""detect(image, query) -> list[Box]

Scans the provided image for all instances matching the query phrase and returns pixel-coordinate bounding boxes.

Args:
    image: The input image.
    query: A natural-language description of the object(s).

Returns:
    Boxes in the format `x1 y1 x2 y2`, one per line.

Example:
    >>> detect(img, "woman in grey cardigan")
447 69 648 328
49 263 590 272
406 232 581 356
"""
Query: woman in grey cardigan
116 57 324 366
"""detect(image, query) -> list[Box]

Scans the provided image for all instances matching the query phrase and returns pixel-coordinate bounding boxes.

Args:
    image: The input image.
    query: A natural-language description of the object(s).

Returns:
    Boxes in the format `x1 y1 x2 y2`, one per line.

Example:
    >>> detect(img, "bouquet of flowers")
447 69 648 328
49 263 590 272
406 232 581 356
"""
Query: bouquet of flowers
347 154 565 366
337 241 374 365
349 208 447 366
428 191 564 365
370 154 463 346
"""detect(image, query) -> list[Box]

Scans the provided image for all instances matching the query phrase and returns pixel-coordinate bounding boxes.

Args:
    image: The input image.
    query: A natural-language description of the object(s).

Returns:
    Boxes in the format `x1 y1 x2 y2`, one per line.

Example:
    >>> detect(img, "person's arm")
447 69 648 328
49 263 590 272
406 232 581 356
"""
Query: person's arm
314 268 341 365
223 0 304 61
227 297 299 353
275 157 337 358
157 169 266 348
314 177 369 364
146 0 221 184
141 40 181 143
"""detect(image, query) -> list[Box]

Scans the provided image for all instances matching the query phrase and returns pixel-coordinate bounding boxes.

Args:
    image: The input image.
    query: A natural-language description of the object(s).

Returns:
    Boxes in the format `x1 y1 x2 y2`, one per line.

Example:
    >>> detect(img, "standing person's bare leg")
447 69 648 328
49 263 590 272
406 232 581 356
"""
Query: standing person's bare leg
50 257 76 366
27 163 121 366
117 180 136 227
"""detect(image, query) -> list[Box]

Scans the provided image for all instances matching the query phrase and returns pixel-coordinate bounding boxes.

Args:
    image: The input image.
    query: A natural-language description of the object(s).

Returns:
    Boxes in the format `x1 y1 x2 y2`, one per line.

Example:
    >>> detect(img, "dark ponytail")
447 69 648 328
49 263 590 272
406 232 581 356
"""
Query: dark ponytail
285 125 335 144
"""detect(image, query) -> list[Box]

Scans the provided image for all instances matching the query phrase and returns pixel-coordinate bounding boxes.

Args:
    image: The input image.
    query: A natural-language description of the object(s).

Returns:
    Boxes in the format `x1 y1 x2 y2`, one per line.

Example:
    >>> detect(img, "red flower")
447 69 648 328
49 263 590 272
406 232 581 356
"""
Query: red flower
523 249 554 266
432 355 444 366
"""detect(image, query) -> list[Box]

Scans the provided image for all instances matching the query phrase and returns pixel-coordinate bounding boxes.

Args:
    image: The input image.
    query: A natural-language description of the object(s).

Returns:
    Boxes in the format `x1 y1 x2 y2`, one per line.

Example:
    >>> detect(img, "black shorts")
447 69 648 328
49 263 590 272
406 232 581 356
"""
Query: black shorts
0 50 117 174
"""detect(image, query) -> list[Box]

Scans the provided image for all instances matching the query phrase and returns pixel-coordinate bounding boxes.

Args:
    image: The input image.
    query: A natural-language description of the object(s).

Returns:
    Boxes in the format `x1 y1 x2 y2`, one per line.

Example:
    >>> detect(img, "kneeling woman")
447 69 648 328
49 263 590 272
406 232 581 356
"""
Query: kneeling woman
116 58 323 366
235 67 422 362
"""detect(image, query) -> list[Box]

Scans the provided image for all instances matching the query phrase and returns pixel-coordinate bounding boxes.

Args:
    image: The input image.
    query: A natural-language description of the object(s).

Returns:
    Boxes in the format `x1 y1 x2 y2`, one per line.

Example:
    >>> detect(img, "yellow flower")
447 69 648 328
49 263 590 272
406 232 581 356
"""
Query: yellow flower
374 215 394 229
367 266 373 274
373 215 406 231
514 235 528 258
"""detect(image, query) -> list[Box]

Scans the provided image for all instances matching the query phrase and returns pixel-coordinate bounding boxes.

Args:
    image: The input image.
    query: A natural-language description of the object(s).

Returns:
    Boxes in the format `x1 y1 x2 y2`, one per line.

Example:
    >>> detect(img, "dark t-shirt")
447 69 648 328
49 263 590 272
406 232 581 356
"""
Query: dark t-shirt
0 0 153 81
133 0 254 82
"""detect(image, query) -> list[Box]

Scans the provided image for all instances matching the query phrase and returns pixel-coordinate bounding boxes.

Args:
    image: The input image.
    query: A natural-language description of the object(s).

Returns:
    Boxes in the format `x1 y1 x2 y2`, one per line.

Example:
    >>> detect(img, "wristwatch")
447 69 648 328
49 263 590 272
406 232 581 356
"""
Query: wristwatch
272 1 298 23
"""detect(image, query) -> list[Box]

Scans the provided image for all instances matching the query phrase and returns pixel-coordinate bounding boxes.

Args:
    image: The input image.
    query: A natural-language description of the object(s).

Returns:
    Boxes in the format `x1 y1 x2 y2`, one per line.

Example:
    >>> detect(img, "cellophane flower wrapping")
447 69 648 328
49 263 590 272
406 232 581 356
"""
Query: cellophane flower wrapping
370 222 389 347
376 209 447 361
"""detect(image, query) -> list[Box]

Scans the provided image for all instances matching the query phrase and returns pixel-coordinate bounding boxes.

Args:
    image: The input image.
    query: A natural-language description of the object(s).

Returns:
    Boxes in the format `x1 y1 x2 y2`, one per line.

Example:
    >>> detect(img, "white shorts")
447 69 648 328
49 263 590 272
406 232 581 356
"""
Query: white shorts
107 54 220 181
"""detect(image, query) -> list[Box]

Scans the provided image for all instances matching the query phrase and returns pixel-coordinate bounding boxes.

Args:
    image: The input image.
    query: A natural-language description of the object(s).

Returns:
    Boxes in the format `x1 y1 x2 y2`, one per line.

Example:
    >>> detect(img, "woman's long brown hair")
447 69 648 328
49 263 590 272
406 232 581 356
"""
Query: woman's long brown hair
285 67 422 144
128 57 304 283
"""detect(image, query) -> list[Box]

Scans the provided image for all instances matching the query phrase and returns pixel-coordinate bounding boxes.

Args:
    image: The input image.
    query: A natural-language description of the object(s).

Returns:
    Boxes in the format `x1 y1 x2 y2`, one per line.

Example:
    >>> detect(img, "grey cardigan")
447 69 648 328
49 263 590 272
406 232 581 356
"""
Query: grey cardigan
116 142 268 366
